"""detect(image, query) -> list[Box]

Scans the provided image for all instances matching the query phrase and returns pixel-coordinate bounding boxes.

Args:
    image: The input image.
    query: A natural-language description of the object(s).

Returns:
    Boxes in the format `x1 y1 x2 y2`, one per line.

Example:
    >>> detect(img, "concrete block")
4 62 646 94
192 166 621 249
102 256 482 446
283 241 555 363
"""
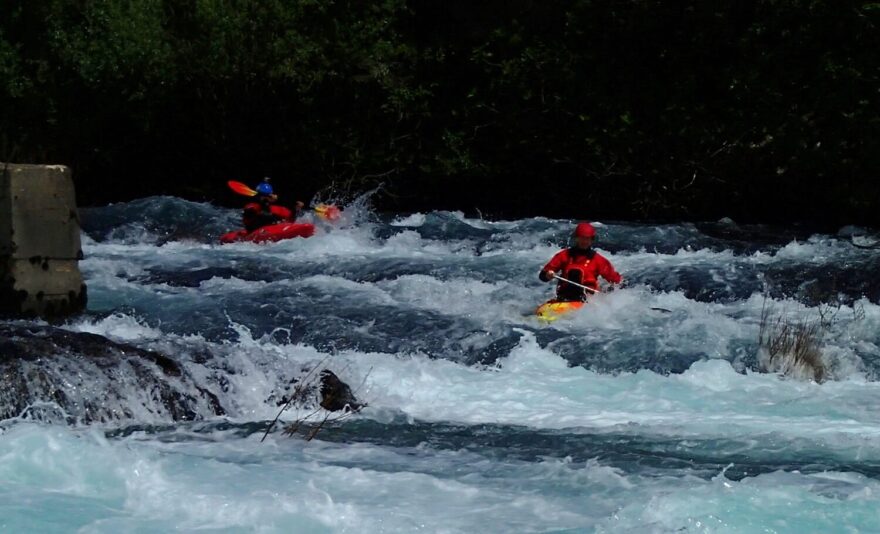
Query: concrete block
0 162 87 317
0 259 86 316
0 164 81 259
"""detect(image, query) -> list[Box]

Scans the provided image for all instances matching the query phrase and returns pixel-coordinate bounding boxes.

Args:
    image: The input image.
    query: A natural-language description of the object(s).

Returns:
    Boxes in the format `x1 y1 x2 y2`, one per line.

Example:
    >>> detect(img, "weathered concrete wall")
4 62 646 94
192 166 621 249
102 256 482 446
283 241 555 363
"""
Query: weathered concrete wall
0 163 86 317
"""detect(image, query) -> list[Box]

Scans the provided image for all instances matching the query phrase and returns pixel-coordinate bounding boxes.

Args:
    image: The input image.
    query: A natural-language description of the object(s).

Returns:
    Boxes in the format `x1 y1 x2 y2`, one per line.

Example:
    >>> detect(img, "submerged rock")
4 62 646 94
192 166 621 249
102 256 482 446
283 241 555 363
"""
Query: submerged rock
695 221 813 247
0 323 225 424
319 369 362 412
270 369 363 413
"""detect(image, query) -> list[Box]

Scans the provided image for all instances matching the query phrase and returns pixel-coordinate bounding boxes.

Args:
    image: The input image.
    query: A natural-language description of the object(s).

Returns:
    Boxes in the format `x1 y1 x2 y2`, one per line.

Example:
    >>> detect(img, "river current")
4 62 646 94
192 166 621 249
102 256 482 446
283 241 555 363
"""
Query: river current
2 195 879 532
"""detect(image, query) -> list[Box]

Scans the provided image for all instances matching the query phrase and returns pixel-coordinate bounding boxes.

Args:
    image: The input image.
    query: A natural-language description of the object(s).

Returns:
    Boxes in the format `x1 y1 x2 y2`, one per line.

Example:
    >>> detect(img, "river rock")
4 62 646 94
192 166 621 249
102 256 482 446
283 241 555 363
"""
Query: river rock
0 323 225 424
319 369 362 412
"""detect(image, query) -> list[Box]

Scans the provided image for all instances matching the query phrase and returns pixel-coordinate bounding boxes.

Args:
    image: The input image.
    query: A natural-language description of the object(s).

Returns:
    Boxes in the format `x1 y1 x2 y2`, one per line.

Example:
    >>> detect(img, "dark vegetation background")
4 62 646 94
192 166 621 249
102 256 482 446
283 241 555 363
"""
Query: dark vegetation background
1 1 877 226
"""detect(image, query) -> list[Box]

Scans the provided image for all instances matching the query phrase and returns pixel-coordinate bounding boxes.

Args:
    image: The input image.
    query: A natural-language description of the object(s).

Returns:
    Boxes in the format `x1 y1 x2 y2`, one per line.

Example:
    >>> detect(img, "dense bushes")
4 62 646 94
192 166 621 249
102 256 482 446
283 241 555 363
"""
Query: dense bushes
1 0 877 225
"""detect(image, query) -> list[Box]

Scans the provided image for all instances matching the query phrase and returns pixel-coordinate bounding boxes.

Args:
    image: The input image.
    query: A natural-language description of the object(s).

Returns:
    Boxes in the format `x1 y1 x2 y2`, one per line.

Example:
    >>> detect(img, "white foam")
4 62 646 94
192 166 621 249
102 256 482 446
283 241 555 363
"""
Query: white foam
54 203 880 530
390 213 426 227
3 423 879 533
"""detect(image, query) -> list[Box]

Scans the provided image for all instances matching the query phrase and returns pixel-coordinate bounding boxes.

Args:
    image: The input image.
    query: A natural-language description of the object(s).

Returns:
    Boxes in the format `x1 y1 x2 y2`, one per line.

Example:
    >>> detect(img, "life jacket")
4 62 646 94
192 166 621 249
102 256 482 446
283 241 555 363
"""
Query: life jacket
243 202 293 232
541 246 622 302
268 205 293 219
556 248 598 301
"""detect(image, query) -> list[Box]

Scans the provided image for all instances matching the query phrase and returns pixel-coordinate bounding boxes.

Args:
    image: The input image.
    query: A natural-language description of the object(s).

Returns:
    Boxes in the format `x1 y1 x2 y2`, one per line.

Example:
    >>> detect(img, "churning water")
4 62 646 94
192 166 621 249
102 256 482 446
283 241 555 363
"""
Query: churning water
2 196 880 532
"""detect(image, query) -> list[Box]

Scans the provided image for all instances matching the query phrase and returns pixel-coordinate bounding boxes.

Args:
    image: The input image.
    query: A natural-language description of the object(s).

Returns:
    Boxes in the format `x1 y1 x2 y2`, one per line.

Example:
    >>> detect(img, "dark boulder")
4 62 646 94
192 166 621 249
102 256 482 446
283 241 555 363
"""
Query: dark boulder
0 323 225 424
319 369 362 412
269 368 363 413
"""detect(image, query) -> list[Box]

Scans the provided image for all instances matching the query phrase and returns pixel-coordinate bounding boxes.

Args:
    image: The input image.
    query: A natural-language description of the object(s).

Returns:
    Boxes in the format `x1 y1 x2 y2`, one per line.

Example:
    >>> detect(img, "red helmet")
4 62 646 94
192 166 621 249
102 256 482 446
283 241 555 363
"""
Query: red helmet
573 222 596 238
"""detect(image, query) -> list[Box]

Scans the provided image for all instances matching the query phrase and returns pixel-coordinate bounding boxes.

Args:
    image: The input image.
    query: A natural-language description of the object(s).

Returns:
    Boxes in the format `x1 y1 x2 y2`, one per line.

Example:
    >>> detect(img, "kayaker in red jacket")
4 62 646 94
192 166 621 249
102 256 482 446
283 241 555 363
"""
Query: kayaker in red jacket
539 222 622 302
242 178 304 232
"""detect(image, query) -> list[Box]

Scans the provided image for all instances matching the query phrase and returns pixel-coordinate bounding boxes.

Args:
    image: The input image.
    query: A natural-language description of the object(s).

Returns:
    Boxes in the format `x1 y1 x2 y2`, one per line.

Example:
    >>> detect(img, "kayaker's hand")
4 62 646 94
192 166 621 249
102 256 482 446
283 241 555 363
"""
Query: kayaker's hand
295 201 304 209
544 270 556 282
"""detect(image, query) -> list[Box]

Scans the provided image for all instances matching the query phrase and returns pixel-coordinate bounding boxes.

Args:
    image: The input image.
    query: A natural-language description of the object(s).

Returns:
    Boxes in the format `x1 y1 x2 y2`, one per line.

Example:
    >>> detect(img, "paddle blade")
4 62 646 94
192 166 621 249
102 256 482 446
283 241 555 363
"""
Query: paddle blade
228 180 257 197
314 203 341 221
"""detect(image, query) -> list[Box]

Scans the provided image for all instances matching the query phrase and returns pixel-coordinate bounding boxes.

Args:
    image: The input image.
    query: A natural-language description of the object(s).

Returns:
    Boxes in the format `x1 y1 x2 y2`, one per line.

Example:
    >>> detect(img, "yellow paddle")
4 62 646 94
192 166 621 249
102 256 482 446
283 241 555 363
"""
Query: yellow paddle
551 274 670 312
552 273 600 293
227 181 342 221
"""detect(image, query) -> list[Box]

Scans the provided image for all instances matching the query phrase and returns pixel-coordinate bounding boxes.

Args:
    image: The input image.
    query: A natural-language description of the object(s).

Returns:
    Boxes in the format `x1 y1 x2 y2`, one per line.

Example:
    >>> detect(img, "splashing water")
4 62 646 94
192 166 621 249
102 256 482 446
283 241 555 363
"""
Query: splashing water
2 196 880 532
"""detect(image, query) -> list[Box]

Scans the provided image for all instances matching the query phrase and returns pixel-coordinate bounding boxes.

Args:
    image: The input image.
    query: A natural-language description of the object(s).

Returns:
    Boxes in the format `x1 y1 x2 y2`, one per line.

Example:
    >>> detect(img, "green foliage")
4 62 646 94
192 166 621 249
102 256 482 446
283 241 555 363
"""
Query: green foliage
0 29 27 98
49 2 174 91
0 0 876 225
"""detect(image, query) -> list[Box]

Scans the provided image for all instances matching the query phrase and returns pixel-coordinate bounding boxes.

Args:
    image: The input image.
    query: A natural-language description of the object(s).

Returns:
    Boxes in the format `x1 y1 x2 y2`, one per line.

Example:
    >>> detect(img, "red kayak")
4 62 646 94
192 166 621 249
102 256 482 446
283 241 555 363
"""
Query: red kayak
220 222 315 244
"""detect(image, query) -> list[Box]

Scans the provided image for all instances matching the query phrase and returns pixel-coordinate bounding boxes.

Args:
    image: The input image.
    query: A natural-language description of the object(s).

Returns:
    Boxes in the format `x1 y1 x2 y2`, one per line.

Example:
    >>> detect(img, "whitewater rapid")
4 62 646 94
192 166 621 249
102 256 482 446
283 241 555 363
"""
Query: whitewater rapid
2 196 879 532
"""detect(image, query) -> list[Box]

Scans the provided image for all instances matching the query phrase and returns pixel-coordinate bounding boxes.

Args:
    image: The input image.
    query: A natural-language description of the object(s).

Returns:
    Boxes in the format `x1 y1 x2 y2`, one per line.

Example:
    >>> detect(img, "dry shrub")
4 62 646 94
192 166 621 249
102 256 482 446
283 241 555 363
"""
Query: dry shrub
261 364 369 443
757 303 826 383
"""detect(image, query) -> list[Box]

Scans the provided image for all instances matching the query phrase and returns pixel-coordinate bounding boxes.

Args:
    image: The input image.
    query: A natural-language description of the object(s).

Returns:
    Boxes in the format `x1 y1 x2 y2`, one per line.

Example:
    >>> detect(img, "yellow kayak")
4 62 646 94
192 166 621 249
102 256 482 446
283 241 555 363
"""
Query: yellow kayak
535 300 584 322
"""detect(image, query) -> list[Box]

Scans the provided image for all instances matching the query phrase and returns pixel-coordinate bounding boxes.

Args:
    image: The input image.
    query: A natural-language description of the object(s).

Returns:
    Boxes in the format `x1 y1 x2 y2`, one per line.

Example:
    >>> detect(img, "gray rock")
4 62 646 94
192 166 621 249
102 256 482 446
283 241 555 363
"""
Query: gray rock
0 323 224 424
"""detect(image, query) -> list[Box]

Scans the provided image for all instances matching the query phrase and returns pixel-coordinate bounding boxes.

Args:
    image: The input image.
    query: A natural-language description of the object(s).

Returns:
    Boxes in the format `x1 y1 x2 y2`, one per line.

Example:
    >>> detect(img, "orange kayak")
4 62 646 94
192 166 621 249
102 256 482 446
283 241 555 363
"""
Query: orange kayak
535 300 584 322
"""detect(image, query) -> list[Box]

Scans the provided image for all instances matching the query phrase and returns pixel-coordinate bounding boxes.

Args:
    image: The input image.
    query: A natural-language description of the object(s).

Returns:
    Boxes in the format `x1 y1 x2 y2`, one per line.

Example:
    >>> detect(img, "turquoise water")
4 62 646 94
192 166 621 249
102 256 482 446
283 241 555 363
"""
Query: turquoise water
2 197 879 532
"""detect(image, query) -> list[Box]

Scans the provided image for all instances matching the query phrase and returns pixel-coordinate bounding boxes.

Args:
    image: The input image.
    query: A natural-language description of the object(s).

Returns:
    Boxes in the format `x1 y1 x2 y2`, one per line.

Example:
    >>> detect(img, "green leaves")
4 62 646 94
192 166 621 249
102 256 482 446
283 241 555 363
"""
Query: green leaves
0 0 876 225
0 29 28 98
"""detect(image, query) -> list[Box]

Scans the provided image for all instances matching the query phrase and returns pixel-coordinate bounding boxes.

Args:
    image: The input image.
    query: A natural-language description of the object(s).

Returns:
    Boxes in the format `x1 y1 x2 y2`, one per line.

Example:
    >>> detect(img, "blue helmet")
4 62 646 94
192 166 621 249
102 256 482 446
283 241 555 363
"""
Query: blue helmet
256 180 274 196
